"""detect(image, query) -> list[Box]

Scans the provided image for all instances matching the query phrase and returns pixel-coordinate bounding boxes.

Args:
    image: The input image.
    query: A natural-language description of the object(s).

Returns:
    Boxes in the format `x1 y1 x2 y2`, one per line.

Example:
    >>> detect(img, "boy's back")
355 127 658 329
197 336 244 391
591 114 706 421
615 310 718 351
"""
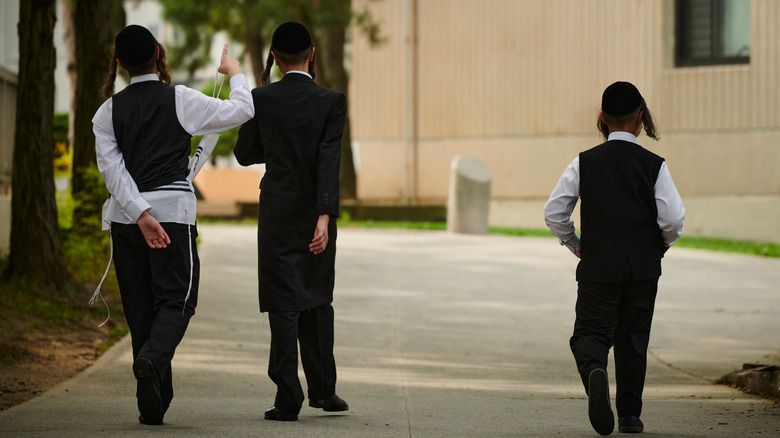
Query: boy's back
251 74 345 205
578 139 667 282
544 81 684 435
112 81 190 191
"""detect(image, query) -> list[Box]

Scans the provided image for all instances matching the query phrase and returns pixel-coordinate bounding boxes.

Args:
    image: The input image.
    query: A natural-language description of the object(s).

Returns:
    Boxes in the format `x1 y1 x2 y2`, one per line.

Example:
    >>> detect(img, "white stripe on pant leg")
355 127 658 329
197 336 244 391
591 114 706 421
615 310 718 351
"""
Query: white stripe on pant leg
183 210 193 315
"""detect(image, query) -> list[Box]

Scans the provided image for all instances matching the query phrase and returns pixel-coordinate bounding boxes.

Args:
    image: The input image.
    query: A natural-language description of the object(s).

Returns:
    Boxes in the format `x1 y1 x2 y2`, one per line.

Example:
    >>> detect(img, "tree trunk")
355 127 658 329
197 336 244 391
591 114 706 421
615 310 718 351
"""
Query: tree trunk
240 0 265 86
298 1 358 201
244 26 265 86
70 0 124 235
60 0 76 150
7 0 81 297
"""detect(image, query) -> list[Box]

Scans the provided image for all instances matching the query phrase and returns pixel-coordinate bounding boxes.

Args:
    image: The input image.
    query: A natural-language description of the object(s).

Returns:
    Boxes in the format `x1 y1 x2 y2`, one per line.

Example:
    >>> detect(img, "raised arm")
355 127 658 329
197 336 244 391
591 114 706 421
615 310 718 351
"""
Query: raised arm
176 44 255 136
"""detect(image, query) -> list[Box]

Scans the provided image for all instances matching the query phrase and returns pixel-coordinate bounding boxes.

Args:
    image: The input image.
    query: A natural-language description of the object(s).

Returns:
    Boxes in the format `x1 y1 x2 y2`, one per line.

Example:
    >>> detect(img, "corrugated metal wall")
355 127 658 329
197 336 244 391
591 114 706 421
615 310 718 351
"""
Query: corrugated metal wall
351 0 406 140
352 0 780 137
352 0 669 139
414 0 662 138
349 0 780 239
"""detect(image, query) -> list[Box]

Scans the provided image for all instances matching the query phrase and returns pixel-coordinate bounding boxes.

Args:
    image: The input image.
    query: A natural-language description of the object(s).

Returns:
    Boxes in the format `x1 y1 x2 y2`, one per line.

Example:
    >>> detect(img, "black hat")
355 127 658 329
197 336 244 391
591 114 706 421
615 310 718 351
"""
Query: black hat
601 81 643 117
271 22 312 54
115 25 156 67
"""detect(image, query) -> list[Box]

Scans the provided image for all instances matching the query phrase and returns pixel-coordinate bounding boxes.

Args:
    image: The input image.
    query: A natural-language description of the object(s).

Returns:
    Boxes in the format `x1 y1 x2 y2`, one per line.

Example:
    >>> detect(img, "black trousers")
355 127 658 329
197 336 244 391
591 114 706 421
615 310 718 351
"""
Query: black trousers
570 278 658 418
112 222 199 414
267 304 337 413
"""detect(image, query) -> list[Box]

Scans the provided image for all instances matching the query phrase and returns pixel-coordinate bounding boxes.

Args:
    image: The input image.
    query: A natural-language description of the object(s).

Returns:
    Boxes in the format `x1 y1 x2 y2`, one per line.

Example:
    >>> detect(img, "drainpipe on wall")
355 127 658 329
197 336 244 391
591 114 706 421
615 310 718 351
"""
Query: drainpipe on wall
402 0 419 204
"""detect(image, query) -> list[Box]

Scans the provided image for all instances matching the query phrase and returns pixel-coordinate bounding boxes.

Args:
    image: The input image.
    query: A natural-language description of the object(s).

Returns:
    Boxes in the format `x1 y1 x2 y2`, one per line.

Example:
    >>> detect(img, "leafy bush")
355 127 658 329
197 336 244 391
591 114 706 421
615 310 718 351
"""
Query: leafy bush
53 112 71 177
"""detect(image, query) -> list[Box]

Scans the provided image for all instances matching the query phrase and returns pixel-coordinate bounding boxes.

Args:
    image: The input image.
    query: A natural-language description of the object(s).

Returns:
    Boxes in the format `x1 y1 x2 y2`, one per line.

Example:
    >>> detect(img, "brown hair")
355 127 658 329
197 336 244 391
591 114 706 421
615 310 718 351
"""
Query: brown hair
260 47 315 86
597 100 659 141
100 42 172 98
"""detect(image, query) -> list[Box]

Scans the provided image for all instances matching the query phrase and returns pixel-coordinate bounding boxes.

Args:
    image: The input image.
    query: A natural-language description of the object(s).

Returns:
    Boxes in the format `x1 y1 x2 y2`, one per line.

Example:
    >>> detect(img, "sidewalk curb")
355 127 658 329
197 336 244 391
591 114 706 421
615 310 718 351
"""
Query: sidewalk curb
722 363 780 400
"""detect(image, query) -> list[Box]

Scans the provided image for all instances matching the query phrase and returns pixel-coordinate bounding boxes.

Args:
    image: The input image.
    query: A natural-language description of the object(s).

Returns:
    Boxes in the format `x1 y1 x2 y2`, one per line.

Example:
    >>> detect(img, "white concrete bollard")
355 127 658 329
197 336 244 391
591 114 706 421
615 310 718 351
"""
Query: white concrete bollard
447 156 492 234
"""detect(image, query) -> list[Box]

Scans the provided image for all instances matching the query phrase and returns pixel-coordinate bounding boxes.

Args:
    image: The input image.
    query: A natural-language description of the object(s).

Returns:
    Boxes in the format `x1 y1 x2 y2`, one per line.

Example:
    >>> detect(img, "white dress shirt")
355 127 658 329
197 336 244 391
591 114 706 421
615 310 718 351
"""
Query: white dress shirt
544 131 685 254
92 73 254 229
286 70 312 79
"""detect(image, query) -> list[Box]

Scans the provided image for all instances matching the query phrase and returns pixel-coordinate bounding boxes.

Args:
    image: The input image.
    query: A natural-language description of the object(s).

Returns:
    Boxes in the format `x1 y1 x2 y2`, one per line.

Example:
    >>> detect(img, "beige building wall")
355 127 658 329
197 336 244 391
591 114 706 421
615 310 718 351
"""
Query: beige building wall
350 0 780 243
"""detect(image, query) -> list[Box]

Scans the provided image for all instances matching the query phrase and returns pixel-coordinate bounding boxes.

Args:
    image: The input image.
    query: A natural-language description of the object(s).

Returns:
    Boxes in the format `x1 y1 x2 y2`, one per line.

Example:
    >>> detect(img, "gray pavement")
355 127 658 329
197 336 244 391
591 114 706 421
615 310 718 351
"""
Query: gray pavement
1 224 779 437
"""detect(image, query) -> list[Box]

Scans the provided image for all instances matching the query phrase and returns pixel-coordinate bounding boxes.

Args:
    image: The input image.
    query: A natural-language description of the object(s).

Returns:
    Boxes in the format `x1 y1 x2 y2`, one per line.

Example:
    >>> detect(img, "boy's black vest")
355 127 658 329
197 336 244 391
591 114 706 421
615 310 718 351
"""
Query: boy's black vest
112 81 191 192
576 140 666 282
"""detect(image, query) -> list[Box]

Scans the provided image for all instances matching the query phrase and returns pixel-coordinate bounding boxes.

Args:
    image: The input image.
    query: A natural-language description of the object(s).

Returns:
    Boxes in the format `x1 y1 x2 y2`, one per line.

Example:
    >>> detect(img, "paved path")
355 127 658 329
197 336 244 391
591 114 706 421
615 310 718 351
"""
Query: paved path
1 225 779 437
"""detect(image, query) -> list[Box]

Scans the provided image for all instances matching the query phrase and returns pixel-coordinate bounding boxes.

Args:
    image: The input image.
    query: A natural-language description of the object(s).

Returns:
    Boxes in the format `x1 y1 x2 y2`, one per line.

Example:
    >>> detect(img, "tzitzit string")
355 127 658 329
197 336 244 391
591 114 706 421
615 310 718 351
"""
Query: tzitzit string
183 209 194 315
213 64 225 98
188 65 225 181
89 228 113 327
182 65 224 315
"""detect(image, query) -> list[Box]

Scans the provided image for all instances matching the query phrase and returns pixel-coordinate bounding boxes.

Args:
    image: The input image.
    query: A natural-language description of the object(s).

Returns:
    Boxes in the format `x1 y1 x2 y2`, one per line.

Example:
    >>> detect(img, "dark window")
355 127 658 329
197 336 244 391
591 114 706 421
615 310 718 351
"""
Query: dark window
675 0 751 67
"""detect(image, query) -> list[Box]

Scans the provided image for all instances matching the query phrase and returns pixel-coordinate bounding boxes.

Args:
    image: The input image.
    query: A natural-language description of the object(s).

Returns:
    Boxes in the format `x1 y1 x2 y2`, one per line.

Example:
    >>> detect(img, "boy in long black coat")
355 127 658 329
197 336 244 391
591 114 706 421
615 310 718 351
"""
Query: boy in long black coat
233 22 348 421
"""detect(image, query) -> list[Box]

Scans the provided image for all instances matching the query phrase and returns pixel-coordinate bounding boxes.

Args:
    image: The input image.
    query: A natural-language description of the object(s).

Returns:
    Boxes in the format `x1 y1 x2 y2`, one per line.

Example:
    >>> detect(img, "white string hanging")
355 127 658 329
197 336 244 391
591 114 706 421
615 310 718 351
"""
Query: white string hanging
182 63 226 314
89 229 113 327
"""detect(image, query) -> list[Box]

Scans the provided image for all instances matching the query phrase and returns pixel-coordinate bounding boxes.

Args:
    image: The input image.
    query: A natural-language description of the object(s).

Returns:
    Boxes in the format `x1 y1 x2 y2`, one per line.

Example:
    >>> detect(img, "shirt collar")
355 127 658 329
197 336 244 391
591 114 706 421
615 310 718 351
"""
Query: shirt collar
286 70 312 79
607 131 638 144
130 74 161 84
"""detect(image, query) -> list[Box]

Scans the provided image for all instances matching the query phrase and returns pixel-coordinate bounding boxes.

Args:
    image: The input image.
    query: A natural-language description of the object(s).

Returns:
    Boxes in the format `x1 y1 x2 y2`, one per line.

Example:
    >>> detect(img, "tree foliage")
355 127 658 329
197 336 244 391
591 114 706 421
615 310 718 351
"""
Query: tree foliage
158 0 280 85
157 0 385 200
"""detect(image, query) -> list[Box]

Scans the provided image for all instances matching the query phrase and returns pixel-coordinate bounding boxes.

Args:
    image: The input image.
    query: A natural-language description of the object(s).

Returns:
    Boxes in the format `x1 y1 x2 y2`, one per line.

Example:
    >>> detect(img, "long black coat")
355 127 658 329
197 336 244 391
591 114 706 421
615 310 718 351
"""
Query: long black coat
234 73 346 312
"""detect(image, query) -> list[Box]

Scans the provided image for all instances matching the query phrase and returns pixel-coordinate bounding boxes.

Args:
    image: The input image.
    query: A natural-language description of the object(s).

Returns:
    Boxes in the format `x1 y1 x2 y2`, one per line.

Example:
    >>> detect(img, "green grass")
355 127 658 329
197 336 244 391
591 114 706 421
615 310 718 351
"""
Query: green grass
0 279 91 330
339 217 552 237
337 218 780 258
674 236 780 258
341 219 447 231
488 227 557 238
195 215 780 258
0 184 126 335
197 217 259 225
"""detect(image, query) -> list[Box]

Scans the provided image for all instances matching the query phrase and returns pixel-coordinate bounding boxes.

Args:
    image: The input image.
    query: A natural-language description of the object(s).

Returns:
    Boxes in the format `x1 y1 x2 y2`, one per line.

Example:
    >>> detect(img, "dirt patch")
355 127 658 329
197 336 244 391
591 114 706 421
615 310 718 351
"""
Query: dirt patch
0 316 125 411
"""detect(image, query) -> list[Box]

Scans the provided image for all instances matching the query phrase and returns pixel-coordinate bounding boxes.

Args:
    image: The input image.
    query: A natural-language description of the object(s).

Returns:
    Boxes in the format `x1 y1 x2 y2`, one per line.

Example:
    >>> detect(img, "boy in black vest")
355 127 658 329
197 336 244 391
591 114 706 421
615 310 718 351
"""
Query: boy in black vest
544 82 685 435
93 25 253 424
233 22 348 421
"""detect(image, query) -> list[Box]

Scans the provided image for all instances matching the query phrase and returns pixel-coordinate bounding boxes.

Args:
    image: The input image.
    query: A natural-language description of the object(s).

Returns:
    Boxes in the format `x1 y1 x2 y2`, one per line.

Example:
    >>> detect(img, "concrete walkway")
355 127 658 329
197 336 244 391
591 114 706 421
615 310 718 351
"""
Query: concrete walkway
1 224 779 437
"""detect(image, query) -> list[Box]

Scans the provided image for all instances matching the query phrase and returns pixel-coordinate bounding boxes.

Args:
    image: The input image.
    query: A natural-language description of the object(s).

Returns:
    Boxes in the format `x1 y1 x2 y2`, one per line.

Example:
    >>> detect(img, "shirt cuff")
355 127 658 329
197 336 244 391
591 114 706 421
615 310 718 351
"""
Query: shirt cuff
125 196 152 222
561 235 581 254
229 74 249 90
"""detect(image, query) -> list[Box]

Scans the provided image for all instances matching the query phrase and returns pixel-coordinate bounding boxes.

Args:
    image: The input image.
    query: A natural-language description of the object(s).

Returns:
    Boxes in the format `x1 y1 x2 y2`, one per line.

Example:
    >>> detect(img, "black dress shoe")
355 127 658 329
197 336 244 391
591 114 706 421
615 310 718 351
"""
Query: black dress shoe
133 357 162 425
264 406 298 421
587 369 614 436
309 394 349 412
618 415 644 433
138 415 163 426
